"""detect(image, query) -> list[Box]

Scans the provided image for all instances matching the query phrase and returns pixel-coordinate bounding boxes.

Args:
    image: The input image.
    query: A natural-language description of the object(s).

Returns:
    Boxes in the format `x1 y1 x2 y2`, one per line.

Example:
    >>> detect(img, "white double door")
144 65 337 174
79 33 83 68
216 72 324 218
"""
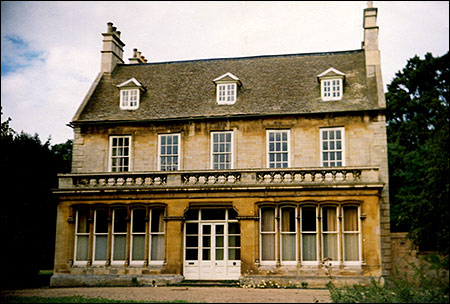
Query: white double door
184 222 240 280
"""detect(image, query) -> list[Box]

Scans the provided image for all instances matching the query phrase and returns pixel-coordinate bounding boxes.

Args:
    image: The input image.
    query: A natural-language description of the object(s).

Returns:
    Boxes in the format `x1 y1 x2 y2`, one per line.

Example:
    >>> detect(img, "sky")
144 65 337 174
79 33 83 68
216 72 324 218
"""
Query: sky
1 1 449 145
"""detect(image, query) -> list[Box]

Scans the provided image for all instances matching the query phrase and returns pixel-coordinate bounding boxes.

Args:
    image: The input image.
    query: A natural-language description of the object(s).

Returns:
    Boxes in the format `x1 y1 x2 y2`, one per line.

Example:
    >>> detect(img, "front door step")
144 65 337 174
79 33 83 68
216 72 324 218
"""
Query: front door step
170 280 239 287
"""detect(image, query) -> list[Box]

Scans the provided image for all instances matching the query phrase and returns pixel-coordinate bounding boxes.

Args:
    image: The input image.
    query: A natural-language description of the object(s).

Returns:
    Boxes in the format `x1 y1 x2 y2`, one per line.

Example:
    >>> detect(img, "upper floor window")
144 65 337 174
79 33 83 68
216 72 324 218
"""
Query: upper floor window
320 127 345 167
158 133 180 171
267 130 290 168
117 78 144 110
213 72 241 105
211 131 233 169
109 135 131 172
317 68 345 101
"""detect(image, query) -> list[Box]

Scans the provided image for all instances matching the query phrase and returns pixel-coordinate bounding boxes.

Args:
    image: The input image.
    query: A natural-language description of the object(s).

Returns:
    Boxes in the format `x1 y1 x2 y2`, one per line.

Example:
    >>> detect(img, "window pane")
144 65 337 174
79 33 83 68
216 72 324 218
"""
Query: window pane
343 206 358 231
344 233 359 261
261 208 275 232
302 207 316 231
228 222 240 234
261 234 275 260
77 209 90 233
281 208 296 232
228 235 240 247
202 249 211 260
132 235 145 260
186 236 198 247
186 223 198 234
228 209 238 220
282 234 296 261
132 209 146 233
76 235 89 261
216 249 224 260
151 209 164 232
322 207 337 232
323 234 338 260
302 234 317 261
95 209 108 233
151 235 164 260
228 248 240 260
113 235 127 260
186 249 198 260
95 235 108 260
114 209 127 233
201 209 225 220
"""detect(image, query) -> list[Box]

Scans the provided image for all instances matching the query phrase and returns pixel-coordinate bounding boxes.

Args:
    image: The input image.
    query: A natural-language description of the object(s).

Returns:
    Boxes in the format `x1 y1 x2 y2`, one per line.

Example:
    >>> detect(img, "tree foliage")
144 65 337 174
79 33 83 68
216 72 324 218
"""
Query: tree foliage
386 52 449 255
0 109 72 289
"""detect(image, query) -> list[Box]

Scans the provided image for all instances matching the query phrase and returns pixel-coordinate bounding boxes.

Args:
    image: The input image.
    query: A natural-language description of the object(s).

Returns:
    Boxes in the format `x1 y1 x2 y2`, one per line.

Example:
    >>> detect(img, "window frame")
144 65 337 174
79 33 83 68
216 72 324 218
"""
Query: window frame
109 135 132 172
92 208 109 266
73 209 90 266
300 206 319 265
321 78 343 101
320 127 345 167
149 208 166 264
119 88 140 110
130 208 147 266
280 206 297 265
342 205 362 265
111 208 128 265
259 207 277 265
266 129 291 169
158 133 181 171
216 83 237 105
210 131 234 170
321 205 340 266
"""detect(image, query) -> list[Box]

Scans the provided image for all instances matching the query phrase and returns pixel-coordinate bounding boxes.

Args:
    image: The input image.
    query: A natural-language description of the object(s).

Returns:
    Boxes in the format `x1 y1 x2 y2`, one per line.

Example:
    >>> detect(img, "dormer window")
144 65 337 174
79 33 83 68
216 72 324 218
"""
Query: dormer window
213 72 241 105
117 78 144 110
317 68 345 101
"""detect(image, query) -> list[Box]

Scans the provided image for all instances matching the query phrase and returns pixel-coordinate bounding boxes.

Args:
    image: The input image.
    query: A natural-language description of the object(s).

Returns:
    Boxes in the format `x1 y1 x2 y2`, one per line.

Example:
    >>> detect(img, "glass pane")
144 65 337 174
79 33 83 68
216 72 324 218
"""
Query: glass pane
202 225 211 235
228 209 238 220
132 235 145 260
77 209 90 233
302 234 317 261
216 249 224 260
201 209 225 220
301 207 316 231
186 248 198 260
322 207 337 232
113 235 126 260
344 233 359 261
186 236 198 247
228 235 240 247
215 225 224 235
281 234 296 261
203 236 211 247
202 249 211 261
261 208 275 232
95 235 107 260
261 234 275 261
229 248 240 260
76 235 89 260
344 206 358 231
216 235 224 247
132 209 146 233
323 234 338 260
151 235 164 260
186 223 198 235
151 209 164 232
228 222 240 234
114 209 127 233
95 209 108 233
185 209 199 221
281 208 296 232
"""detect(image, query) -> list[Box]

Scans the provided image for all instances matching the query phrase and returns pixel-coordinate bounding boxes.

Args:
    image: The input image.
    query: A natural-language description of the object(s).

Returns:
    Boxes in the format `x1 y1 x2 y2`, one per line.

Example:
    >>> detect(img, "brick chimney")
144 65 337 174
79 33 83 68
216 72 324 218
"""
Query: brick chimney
101 22 125 73
128 48 148 64
362 1 385 108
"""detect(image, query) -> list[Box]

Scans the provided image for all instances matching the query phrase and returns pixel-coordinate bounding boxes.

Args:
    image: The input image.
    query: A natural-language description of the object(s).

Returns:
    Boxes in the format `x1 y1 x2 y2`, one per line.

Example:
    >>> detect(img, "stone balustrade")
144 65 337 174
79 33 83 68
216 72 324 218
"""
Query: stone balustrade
57 167 381 191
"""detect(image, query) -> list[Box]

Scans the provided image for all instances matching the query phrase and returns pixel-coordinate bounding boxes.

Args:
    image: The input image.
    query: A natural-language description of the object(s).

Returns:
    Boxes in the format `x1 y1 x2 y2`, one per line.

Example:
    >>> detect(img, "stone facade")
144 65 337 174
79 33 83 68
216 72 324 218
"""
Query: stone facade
52 4 390 287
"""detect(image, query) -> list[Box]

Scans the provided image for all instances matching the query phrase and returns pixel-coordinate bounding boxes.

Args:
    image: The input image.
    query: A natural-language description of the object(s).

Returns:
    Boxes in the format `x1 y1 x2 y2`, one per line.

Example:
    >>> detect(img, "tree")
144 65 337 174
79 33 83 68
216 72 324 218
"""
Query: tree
0 109 72 288
386 52 449 255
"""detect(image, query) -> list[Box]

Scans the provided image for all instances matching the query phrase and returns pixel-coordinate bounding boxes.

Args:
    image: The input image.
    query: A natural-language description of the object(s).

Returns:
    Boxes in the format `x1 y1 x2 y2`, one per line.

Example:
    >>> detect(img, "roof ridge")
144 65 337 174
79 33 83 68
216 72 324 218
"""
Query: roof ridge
118 49 364 67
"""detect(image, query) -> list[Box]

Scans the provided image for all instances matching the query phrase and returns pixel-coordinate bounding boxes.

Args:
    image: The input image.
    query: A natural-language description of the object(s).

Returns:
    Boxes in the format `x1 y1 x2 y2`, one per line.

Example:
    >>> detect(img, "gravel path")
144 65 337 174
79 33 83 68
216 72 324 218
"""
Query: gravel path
2 286 331 303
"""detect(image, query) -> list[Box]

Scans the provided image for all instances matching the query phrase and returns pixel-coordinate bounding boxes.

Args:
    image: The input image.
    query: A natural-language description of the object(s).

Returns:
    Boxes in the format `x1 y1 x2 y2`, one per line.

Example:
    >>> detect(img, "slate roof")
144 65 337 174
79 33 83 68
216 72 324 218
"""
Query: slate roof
73 49 381 124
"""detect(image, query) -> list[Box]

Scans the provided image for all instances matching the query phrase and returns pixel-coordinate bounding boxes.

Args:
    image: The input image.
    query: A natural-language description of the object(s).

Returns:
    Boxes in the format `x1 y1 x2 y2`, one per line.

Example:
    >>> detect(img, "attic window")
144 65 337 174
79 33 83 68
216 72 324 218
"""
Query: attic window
317 68 345 101
213 72 241 105
117 78 144 110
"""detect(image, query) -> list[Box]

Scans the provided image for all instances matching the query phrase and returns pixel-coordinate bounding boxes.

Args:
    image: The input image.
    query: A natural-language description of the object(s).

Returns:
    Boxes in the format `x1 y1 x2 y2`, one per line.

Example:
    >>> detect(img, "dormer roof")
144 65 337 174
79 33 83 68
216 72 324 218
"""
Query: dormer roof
213 72 242 85
317 67 346 81
117 77 143 88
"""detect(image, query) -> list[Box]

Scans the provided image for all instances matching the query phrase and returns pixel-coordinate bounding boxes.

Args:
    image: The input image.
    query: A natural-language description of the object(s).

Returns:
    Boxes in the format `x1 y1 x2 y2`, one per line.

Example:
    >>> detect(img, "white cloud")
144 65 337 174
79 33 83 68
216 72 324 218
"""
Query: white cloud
1 1 449 144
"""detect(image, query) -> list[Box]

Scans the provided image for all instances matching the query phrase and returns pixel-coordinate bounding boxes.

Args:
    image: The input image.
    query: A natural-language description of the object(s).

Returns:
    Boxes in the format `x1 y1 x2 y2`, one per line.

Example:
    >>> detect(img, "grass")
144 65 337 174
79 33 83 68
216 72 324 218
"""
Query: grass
0 295 190 303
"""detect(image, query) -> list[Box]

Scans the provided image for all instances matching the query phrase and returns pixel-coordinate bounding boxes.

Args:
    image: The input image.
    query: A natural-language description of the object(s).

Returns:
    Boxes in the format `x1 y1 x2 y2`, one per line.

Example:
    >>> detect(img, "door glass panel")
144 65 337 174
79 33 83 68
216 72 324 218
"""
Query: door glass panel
186 236 198 247
228 222 240 234
216 235 224 247
215 225 224 235
228 235 240 247
203 235 211 247
186 223 198 234
202 225 211 234
216 249 224 260
228 248 240 260
202 249 211 260
186 249 198 260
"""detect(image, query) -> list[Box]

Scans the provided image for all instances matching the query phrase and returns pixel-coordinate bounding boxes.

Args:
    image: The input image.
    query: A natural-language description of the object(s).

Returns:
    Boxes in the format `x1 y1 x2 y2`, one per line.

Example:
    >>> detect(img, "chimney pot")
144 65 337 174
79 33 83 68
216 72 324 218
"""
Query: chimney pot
107 22 113 33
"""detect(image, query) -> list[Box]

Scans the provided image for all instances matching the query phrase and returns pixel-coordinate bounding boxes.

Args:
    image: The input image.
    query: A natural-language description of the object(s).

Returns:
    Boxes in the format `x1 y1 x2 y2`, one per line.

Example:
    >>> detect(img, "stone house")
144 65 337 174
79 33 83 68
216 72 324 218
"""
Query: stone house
51 4 391 287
